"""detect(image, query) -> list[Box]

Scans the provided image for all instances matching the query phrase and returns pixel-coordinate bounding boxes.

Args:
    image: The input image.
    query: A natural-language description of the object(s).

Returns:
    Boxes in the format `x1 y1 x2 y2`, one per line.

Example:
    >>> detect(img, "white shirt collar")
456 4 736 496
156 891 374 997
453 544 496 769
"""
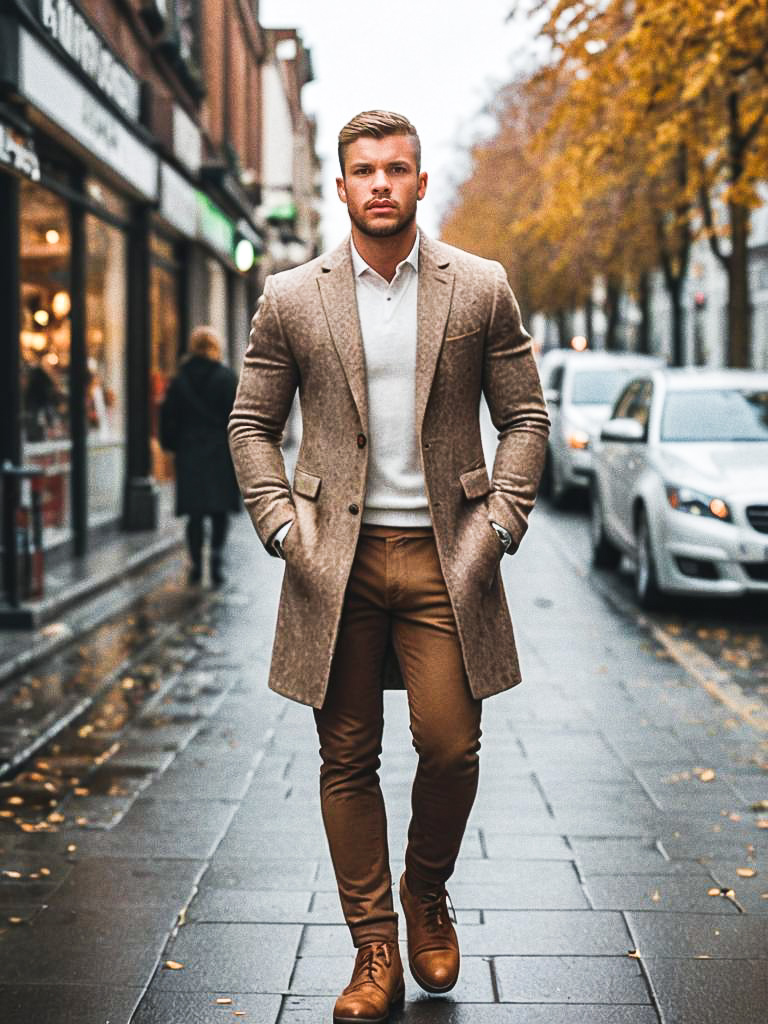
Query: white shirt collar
350 231 420 280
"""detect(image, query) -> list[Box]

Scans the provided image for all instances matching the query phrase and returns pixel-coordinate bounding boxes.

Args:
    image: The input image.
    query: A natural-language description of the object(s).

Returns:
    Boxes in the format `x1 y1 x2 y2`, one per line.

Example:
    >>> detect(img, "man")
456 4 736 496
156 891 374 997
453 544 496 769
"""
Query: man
229 110 549 1024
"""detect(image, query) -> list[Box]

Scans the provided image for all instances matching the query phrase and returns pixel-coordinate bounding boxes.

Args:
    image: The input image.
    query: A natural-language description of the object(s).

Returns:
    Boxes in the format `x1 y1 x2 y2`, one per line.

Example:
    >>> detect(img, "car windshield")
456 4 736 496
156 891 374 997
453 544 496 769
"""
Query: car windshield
571 369 640 405
661 388 768 442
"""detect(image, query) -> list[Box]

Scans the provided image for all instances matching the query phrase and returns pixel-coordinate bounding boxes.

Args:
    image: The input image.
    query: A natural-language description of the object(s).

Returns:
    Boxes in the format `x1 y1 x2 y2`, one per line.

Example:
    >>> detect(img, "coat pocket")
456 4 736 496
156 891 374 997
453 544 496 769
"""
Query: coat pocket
293 467 322 500
459 464 492 500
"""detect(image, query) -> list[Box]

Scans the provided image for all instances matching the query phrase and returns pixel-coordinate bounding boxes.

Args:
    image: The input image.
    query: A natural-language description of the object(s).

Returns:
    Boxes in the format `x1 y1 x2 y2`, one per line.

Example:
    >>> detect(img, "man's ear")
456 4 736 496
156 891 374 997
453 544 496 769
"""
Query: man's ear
417 171 428 201
336 176 347 204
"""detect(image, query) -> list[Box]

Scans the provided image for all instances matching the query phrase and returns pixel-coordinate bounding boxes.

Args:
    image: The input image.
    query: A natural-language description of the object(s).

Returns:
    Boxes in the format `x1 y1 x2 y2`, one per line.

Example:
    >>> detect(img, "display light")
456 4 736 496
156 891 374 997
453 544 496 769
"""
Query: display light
51 291 71 318
33 309 50 327
45 228 61 245
570 335 589 351
234 238 256 273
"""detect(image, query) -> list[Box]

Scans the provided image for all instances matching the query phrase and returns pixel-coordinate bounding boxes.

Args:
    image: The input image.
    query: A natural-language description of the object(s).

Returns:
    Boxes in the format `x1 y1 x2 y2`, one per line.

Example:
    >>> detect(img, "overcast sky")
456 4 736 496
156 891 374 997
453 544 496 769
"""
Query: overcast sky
259 1 538 247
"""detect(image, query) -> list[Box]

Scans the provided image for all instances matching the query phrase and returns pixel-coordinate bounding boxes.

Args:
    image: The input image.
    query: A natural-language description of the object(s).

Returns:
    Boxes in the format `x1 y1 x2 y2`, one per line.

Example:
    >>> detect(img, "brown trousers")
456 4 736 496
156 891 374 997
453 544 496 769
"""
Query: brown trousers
314 525 482 947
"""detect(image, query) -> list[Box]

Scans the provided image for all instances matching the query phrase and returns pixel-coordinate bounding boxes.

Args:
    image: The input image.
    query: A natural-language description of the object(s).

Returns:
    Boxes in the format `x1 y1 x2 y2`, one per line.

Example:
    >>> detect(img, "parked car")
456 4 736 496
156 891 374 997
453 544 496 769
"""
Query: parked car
590 368 768 607
537 349 663 504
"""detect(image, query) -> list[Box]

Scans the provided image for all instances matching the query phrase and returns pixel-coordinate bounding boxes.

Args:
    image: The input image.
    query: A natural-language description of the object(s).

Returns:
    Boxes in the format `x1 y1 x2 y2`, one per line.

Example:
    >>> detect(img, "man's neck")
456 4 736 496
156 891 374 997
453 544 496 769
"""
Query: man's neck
350 224 418 282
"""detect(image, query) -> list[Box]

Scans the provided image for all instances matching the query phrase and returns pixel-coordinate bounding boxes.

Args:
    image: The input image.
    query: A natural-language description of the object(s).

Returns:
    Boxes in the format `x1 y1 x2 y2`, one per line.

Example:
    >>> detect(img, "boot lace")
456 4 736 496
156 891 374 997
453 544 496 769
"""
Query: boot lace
418 888 457 934
350 942 392 990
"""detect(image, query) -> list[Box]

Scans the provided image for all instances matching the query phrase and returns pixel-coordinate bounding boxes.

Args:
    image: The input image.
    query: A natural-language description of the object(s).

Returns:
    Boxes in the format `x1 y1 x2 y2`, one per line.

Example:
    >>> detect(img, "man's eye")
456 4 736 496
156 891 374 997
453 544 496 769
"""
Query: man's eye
391 166 407 174
354 167 371 175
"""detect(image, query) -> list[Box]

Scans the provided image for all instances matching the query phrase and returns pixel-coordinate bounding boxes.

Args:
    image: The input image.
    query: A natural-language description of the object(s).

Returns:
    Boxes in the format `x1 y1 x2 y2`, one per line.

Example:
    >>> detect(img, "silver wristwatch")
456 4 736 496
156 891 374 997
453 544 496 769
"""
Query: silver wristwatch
491 522 513 552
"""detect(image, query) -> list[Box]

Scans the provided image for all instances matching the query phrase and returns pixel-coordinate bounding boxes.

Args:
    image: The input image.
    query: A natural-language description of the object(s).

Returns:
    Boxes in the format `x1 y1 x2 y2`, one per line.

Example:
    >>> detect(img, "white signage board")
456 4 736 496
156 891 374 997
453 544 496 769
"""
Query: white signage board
160 161 197 237
19 29 158 200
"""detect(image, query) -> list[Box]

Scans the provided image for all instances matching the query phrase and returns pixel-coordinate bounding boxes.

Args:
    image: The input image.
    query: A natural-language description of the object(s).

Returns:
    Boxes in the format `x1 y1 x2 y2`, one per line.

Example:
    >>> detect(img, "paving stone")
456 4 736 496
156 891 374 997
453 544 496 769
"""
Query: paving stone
188 888 312 922
481 834 573 859
626 912 768 958
153 923 301 992
0 930 160 985
289 954 494 1000
451 858 578 886
569 838 709 875
132 990 281 1023
644 958 767 1024
583 875 740 913
494 955 650 1004
280 997 661 1023
0 985 143 1024
203 858 318 891
48 857 205 910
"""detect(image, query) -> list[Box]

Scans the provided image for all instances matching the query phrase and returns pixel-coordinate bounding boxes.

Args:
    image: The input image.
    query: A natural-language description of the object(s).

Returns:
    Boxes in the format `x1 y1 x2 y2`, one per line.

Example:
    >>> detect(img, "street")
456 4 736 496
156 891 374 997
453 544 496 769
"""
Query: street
1 431 767 1021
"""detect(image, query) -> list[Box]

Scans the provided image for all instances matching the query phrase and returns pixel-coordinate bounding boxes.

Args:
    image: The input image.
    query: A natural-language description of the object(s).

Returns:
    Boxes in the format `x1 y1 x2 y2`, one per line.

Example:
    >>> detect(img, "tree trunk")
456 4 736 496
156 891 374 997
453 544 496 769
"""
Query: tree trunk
728 199 750 367
584 294 594 348
637 273 651 354
668 276 685 367
604 280 621 351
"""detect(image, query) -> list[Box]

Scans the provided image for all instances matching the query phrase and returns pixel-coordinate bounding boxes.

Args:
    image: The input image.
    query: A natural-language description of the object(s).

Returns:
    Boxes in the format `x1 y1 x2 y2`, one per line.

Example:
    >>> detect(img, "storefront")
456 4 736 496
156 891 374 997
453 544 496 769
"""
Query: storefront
0 6 262 614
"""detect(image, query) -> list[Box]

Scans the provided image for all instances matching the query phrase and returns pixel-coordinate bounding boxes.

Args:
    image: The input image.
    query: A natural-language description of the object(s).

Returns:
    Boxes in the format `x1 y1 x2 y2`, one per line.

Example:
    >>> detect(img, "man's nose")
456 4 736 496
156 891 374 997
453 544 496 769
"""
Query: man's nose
371 169 391 192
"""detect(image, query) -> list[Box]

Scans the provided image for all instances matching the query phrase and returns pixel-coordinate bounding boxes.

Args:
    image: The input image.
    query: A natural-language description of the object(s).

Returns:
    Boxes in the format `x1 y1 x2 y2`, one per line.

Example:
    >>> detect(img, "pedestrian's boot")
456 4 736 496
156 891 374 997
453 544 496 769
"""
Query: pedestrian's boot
210 548 225 588
399 872 459 993
333 941 404 1023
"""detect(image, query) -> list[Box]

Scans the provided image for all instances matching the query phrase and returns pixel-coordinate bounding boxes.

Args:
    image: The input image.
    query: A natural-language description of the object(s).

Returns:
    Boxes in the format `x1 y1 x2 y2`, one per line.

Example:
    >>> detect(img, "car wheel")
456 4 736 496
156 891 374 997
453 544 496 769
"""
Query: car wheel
634 508 663 610
590 483 621 569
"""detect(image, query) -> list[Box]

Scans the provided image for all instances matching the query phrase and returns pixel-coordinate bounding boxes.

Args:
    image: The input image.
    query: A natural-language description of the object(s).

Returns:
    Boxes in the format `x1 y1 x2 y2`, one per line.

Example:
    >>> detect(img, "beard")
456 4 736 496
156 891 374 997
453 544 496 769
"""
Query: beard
348 201 417 238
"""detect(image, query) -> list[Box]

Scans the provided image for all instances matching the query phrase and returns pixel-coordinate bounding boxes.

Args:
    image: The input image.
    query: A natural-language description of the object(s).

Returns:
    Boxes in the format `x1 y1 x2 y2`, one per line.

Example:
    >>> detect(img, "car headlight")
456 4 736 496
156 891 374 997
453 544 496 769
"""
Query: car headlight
665 485 731 522
567 429 590 450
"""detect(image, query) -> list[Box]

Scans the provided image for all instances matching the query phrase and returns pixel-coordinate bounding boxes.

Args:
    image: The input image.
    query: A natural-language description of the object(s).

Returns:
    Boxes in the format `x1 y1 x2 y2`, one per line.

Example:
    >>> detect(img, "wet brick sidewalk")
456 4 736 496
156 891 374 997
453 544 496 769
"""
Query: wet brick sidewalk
0 507 766 1023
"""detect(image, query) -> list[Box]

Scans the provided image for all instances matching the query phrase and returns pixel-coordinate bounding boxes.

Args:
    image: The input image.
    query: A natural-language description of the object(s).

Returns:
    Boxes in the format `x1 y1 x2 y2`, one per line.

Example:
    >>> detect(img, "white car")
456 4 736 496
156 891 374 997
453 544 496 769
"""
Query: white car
538 349 663 504
590 368 768 607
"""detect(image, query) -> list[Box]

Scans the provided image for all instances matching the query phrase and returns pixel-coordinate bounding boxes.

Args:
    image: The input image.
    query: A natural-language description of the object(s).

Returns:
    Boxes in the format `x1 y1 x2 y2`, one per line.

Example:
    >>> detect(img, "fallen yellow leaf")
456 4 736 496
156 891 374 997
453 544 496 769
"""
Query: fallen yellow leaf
698 769 716 783
751 800 768 812
627 949 641 958
2 871 22 879
650 889 661 902
8 917 23 925
164 960 184 970
66 844 77 853
707 887 721 896
215 998 233 1005
736 868 757 878
757 820 768 829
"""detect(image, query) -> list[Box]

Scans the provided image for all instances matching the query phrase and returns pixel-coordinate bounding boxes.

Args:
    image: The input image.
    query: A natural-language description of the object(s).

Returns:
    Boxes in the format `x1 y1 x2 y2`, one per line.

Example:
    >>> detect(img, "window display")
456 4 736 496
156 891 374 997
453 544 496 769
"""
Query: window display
19 179 72 547
85 212 127 526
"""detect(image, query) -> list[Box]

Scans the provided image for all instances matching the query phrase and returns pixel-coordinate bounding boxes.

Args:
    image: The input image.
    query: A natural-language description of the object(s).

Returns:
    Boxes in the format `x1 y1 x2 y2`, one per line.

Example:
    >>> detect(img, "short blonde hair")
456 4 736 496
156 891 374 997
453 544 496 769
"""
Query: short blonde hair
188 325 222 361
338 110 420 174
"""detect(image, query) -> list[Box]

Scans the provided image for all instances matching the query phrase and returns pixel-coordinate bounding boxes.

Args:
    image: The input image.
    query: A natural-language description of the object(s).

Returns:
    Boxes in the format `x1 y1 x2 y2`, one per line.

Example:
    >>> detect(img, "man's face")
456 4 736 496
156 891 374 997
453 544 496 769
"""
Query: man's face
337 134 427 238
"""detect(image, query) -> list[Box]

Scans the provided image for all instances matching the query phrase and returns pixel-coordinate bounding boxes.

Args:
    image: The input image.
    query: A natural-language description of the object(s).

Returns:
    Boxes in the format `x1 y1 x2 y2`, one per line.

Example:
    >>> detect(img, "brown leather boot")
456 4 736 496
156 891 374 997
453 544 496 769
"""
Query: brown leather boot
333 941 405 1023
399 872 459 993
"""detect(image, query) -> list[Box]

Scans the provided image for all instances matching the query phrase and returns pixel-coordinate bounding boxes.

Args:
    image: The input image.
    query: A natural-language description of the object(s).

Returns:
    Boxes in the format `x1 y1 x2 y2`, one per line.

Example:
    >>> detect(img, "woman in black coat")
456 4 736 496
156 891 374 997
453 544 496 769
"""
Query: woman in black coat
160 326 240 586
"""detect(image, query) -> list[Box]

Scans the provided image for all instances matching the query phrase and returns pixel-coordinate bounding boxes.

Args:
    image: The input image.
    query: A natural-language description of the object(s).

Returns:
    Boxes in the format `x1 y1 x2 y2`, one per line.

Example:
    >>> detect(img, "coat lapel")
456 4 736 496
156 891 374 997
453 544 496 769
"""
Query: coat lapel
316 240 368 432
415 235 455 432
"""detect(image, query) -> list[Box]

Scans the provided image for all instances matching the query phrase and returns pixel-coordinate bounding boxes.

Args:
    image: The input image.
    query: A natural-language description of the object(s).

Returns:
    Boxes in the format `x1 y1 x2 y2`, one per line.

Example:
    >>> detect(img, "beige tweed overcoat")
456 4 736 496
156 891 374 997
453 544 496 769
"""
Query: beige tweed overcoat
228 233 550 709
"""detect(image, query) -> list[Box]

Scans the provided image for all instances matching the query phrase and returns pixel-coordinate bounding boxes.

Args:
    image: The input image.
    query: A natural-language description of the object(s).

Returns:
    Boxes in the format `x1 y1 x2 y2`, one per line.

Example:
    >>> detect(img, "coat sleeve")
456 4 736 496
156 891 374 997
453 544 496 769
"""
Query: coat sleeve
482 264 550 552
228 276 299 549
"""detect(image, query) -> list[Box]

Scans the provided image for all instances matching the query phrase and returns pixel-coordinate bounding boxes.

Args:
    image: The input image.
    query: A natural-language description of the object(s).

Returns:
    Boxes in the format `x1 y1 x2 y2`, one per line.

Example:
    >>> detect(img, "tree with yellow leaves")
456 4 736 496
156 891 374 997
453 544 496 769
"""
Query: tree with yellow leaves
512 0 768 366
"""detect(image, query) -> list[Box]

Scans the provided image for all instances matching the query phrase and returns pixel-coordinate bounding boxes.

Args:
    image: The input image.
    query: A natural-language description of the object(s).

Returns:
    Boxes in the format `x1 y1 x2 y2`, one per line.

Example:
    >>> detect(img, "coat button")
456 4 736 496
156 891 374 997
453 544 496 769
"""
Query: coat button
348 503 360 515
356 433 367 449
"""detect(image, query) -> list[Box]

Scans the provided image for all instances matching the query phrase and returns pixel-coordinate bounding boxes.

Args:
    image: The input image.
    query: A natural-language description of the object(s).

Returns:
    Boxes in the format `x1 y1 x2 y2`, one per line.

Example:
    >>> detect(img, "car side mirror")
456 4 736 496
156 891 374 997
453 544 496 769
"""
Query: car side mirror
600 418 645 443
543 388 561 406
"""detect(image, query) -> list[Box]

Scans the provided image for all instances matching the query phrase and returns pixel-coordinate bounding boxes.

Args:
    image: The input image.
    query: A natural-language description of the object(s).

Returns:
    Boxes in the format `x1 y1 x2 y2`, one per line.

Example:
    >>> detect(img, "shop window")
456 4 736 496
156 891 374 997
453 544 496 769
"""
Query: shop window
85 214 127 527
19 179 72 548
150 237 181 483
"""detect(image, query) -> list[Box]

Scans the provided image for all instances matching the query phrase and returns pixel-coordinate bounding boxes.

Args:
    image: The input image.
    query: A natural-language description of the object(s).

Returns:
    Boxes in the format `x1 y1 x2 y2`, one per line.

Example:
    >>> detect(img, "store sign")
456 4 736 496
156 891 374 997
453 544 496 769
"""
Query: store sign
160 161 197 237
196 192 234 259
37 0 141 122
19 29 158 199
0 123 40 181
172 104 202 175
